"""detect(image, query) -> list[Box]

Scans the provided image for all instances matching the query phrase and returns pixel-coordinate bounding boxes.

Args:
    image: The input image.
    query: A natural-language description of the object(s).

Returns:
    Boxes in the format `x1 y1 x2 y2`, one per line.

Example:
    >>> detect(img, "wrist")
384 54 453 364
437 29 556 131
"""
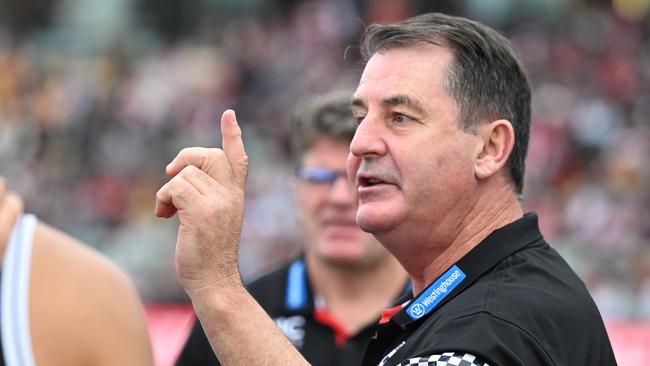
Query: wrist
188 279 249 324
184 271 244 304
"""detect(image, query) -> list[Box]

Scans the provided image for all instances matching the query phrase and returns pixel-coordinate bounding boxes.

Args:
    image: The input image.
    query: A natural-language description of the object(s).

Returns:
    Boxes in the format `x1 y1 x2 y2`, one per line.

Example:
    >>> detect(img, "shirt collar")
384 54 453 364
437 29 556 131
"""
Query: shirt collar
389 212 543 327
284 256 413 313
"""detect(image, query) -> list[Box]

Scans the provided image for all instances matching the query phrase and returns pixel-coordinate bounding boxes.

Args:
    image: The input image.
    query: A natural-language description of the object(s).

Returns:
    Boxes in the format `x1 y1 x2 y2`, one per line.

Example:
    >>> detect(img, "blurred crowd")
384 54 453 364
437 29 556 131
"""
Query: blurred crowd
0 0 649 319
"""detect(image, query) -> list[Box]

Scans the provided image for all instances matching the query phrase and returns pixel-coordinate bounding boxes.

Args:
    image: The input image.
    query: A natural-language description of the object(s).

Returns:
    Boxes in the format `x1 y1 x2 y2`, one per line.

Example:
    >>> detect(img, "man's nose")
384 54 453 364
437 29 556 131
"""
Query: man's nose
349 114 387 158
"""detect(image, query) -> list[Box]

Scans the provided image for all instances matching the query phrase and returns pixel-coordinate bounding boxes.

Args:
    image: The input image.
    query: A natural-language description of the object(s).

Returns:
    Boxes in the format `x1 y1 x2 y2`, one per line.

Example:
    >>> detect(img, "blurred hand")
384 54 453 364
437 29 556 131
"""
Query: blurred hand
0 178 24 259
155 110 248 296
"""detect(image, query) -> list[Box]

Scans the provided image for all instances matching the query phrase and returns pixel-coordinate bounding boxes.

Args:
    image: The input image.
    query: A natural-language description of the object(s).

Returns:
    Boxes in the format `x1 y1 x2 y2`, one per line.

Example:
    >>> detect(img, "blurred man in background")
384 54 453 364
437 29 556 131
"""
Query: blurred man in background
0 180 154 366
156 12 616 366
176 91 408 366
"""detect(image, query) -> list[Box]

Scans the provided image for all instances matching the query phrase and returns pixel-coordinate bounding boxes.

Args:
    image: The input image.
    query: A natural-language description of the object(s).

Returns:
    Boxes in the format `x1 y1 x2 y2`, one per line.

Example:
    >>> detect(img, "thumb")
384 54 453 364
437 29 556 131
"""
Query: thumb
221 109 248 187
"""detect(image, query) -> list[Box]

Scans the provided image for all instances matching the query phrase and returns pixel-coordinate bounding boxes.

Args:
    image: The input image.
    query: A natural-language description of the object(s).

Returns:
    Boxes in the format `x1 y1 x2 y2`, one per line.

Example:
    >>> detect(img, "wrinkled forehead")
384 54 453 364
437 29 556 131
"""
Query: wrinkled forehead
352 45 456 111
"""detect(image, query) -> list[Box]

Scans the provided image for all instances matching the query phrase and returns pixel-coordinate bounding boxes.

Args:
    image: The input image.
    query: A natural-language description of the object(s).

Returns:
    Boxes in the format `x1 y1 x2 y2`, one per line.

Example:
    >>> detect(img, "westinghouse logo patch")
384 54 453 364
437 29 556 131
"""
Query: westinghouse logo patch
406 265 466 320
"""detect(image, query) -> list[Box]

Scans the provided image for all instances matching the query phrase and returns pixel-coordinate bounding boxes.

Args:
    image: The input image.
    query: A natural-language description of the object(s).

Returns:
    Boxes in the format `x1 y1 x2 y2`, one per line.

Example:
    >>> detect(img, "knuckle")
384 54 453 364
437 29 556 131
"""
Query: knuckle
170 179 192 199
168 177 182 191
178 147 203 161
186 164 200 172
178 164 196 177
183 165 207 181
177 147 192 158
197 148 225 171
199 154 209 170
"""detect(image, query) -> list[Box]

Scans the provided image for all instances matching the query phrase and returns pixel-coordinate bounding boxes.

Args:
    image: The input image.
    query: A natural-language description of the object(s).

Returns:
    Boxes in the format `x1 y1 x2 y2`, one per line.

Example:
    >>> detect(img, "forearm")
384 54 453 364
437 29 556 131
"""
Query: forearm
190 284 310 366
157 112 306 365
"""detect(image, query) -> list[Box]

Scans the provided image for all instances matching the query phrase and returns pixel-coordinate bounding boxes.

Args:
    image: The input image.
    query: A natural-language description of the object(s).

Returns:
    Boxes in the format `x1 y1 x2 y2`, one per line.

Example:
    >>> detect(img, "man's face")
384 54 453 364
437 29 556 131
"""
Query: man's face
348 45 482 251
294 137 389 267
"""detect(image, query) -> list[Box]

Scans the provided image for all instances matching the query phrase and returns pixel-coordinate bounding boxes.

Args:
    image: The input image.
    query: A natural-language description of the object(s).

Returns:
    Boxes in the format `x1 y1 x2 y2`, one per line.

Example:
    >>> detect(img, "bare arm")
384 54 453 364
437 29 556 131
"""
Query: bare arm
191 283 307 365
155 110 309 365
0 178 154 366
29 222 154 366
80 247 154 366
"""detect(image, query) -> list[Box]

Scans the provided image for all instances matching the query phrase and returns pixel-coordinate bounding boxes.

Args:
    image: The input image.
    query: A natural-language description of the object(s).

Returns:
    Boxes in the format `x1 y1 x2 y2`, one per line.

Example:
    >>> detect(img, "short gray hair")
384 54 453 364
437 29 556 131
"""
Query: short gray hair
360 13 531 194
289 89 356 165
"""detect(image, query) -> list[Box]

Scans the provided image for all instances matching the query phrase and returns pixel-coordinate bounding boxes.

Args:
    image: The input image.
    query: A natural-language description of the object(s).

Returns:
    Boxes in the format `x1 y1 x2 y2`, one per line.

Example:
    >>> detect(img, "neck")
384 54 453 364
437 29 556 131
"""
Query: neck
384 183 522 295
305 252 407 333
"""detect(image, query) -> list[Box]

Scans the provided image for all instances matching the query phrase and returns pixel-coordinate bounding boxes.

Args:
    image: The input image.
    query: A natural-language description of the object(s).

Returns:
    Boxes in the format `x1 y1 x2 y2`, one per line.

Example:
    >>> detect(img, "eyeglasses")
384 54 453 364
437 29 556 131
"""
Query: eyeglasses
296 167 348 184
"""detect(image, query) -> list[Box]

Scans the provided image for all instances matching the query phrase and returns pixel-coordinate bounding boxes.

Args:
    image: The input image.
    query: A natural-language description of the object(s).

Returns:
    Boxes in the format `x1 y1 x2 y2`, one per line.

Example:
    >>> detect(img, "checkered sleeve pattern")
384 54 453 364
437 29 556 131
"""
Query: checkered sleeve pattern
395 351 491 366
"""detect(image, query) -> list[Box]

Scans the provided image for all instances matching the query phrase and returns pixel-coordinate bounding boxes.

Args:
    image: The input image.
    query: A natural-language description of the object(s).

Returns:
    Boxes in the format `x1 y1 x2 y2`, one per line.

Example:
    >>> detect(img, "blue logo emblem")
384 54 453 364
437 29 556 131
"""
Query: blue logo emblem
405 265 466 320
408 304 426 319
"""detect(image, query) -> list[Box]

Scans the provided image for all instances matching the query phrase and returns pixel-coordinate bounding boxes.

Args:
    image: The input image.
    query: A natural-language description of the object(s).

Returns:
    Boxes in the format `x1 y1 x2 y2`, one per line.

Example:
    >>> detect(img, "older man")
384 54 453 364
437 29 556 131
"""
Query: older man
156 13 615 366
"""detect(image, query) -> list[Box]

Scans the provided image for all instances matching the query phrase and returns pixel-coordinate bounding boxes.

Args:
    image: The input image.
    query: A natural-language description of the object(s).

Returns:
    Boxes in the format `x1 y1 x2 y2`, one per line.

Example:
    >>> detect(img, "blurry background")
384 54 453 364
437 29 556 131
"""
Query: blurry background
1 0 649 362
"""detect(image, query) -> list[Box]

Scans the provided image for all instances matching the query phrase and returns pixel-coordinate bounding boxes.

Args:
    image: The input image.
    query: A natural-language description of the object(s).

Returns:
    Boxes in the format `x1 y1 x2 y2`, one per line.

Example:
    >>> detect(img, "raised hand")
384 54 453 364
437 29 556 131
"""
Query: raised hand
155 110 248 295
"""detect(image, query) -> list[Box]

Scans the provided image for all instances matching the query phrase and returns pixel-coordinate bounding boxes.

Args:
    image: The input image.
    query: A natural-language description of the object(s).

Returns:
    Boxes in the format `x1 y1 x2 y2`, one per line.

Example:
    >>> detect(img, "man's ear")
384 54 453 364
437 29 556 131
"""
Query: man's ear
474 119 515 181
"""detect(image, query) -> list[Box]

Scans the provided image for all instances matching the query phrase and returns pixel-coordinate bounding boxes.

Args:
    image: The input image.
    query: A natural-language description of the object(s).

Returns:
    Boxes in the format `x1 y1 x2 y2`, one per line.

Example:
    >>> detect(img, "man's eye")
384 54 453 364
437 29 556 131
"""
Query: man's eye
354 116 366 125
393 113 411 124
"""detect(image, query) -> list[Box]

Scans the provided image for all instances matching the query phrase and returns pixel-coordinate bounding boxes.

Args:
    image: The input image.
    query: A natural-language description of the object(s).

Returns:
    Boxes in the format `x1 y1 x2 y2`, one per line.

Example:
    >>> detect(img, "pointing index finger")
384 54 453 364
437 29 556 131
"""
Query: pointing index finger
221 109 248 186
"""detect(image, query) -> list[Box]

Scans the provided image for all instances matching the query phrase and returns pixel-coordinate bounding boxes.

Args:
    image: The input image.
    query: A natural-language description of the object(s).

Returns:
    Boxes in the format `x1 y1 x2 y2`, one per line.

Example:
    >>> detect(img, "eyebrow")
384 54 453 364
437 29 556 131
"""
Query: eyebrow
350 97 366 110
382 95 426 115
349 95 426 115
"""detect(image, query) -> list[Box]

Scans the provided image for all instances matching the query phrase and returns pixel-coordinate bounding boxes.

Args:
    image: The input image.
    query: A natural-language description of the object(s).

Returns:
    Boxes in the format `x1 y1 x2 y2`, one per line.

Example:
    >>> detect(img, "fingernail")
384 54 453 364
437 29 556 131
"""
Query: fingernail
228 109 237 122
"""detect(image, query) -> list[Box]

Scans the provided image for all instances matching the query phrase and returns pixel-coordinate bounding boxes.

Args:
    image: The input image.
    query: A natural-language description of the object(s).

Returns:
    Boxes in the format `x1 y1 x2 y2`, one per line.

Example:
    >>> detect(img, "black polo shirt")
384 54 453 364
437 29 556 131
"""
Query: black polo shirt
177 257 410 366
363 213 616 366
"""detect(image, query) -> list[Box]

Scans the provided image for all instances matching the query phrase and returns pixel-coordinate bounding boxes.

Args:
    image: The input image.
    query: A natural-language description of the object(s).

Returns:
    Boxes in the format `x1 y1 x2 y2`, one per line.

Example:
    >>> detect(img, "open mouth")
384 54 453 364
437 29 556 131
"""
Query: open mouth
358 176 388 187
358 176 392 187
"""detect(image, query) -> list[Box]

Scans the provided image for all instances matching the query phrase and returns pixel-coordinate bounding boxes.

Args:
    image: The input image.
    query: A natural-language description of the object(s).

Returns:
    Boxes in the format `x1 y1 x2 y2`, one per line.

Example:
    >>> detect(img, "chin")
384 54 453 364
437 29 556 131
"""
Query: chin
312 241 369 266
356 206 401 235
319 253 375 269
319 243 367 261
